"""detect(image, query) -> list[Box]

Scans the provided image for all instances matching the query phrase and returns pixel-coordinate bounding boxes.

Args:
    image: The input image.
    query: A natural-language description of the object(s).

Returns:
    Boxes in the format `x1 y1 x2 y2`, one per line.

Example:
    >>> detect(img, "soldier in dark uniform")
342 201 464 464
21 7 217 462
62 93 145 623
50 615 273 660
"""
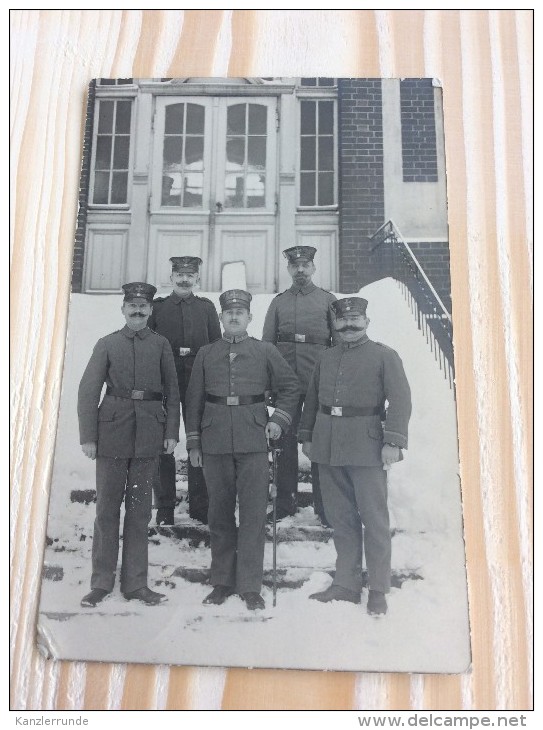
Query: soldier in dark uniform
298 297 412 616
185 290 300 610
148 256 221 526
78 283 180 607
262 245 338 523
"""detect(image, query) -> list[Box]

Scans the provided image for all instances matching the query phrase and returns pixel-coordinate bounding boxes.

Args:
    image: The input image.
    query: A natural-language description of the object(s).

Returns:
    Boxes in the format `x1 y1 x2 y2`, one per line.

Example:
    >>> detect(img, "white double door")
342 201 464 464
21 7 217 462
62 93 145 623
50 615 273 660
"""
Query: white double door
147 96 278 292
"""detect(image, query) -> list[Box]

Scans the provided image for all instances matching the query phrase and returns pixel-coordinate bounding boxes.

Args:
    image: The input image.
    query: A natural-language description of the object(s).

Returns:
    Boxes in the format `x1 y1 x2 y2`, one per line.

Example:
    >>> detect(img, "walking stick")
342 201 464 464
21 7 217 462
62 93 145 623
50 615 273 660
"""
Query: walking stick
270 445 281 607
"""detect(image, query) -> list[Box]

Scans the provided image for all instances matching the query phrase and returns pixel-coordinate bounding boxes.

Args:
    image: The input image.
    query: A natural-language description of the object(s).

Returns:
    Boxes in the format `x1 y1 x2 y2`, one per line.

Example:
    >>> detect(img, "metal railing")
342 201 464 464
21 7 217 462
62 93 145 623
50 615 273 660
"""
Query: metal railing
370 220 455 390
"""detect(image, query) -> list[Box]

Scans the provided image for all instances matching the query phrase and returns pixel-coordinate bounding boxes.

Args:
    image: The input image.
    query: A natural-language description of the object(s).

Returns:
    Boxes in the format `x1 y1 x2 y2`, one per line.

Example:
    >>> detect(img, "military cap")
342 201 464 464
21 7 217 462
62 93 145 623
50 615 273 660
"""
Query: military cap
331 297 368 316
282 245 317 263
170 256 202 273
122 282 157 303
219 289 252 311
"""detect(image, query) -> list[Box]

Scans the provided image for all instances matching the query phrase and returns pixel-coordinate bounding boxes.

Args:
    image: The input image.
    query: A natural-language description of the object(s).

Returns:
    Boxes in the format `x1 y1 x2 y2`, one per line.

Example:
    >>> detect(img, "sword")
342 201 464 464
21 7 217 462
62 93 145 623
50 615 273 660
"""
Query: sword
269 445 281 607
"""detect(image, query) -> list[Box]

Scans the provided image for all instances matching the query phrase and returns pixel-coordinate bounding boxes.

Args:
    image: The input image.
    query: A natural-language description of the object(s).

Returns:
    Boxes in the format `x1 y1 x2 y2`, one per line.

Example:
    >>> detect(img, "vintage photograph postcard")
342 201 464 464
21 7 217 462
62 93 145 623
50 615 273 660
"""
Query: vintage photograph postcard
37 76 470 673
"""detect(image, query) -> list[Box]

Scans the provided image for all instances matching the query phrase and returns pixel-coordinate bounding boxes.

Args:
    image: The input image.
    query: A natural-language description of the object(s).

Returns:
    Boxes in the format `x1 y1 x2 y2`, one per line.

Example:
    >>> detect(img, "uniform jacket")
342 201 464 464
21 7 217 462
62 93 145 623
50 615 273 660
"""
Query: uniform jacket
185 334 300 454
298 336 412 466
78 326 180 458
148 291 221 397
262 283 339 394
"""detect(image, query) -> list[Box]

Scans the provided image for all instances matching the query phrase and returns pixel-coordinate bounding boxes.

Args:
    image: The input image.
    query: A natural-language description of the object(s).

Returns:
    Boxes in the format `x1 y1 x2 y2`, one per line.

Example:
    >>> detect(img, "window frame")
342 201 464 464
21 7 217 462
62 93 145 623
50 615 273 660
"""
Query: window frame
296 86 338 211
88 96 136 210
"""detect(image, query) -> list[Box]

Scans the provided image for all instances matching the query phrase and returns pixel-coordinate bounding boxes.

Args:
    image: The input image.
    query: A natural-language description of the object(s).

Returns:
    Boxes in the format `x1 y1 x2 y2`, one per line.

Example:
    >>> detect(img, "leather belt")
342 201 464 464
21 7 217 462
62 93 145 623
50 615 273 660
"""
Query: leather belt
320 404 381 417
106 387 163 401
276 333 330 346
206 394 265 406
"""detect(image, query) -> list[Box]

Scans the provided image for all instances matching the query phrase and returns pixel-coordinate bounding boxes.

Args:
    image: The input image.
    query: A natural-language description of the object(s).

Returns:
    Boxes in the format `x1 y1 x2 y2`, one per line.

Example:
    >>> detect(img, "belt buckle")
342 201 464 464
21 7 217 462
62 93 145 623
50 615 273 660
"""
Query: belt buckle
131 390 144 400
226 396 239 406
179 347 191 357
294 333 306 343
331 406 343 416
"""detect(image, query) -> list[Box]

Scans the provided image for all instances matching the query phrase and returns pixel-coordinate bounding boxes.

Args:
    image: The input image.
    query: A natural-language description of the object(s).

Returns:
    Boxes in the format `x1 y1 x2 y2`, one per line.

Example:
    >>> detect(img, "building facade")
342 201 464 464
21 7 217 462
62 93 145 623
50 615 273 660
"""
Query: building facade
73 77 451 308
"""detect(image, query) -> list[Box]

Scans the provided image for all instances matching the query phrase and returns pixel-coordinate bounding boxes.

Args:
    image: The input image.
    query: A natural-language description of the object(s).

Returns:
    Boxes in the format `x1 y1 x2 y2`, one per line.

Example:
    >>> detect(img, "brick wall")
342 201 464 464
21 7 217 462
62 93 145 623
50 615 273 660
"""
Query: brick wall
71 80 95 292
337 79 385 293
400 78 438 182
406 240 451 312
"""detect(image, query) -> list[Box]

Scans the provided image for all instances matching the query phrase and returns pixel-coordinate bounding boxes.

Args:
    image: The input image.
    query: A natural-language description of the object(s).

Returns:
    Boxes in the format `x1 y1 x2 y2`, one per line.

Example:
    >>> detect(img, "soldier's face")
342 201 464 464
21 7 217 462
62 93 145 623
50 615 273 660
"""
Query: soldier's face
334 312 369 342
220 307 252 336
288 260 315 286
122 300 153 330
171 271 199 296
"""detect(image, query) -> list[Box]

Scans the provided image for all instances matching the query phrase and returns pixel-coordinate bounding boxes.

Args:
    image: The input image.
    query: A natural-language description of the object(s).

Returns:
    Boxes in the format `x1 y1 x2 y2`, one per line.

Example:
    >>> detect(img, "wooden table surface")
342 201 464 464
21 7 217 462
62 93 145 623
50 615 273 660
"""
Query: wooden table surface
10 9 533 711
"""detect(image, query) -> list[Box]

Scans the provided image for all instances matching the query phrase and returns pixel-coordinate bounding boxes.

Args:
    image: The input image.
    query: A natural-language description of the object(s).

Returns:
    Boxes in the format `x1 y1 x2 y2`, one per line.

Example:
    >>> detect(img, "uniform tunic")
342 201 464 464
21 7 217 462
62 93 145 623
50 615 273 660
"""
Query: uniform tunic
298 335 411 594
185 333 299 592
262 282 338 516
77 325 180 593
148 291 221 516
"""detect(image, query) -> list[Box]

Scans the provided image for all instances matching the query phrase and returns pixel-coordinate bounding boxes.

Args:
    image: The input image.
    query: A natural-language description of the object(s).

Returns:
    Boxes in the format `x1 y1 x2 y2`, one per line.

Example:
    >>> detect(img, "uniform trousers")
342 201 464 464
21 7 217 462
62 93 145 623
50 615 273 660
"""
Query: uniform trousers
91 456 156 594
203 452 270 593
154 398 209 517
276 396 326 519
319 464 391 594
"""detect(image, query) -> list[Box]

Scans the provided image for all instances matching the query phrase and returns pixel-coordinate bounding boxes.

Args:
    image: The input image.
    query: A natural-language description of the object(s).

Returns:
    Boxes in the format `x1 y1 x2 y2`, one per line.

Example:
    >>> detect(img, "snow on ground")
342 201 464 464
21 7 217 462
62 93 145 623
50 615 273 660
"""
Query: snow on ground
38 279 470 673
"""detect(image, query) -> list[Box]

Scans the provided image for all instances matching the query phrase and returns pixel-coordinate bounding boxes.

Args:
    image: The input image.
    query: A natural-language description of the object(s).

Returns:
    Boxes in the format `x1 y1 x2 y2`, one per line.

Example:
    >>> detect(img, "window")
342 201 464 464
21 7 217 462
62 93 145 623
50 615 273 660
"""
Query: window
224 103 267 209
161 102 206 208
91 99 132 205
299 99 335 207
300 78 336 87
98 78 134 85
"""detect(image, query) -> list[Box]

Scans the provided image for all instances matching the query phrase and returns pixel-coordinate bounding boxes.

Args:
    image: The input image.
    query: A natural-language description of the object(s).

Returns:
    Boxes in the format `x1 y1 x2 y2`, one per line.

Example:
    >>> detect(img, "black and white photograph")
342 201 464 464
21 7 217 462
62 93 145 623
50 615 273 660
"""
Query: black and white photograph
37 76 470 673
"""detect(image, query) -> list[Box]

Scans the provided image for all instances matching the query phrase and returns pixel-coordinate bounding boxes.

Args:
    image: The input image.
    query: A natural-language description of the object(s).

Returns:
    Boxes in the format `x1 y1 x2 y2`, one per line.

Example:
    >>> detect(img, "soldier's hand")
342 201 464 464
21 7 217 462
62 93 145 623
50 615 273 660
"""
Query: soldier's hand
301 441 312 460
164 439 177 455
189 448 203 467
265 422 282 441
81 442 97 460
381 443 401 468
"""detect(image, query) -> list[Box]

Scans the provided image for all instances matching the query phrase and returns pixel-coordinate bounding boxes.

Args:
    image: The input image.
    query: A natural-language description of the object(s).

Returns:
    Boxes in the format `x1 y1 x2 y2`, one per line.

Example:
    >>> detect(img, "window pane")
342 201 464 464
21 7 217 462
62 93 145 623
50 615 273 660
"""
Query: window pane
93 171 110 204
165 103 184 134
186 104 205 134
301 78 317 86
301 137 316 171
163 137 183 168
185 136 204 167
98 101 114 133
318 136 333 171
100 78 116 85
248 137 266 170
111 172 128 204
300 101 316 134
162 174 180 206
115 101 131 133
226 138 245 167
118 78 133 85
300 172 316 206
317 77 335 86
248 104 266 135
113 136 130 169
318 172 333 205
183 172 203 207
95 136 112 169
224 173 245 208
318 101 334 134
247 174 265 208
227 104 246 135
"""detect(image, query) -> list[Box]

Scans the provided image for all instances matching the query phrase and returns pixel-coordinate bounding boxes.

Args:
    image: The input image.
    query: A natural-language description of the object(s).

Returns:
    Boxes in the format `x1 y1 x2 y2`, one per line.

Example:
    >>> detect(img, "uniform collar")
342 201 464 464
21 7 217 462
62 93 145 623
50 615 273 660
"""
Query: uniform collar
289 281 317 295
170 290 195 305
122 325 152 339
222 332 249 344
341 334 369 349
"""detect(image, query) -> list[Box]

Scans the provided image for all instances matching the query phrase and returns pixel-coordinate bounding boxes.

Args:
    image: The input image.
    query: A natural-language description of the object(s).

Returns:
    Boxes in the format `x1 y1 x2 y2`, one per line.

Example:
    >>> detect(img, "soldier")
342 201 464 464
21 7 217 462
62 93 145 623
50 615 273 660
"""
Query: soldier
185 289 300 610
78 282 180 608
262 245 338 524
298 297 412 616
148 256 221 526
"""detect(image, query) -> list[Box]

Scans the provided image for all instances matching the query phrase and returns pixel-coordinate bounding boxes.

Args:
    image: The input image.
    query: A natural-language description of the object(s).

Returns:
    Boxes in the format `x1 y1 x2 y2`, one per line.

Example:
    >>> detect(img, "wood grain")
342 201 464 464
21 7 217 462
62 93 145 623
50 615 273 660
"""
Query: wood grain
10 9 533 711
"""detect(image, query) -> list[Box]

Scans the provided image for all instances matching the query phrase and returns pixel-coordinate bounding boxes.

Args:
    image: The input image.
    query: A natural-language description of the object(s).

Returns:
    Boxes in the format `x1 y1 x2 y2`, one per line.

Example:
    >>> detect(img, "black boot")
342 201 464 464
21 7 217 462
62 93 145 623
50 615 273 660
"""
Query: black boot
81 588 110 607
123 586 167 605
156 508 175 526
367 590 388 616
203 585 234 605
240 592 265 610
309 585 361 604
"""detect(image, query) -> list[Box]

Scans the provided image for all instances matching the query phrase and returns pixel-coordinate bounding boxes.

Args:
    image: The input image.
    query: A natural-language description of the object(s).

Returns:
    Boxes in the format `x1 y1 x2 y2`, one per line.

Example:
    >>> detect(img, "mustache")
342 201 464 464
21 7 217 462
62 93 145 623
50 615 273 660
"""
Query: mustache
178 282 191 287
130 313 146 318
337 325 364 332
